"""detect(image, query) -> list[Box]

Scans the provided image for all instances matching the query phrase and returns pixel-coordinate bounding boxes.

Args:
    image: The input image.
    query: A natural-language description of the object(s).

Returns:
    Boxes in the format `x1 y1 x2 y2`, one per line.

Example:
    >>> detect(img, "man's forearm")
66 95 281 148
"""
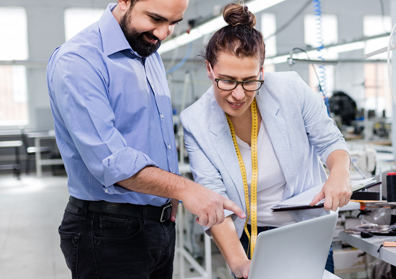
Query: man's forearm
117 166 246 227
117 166 190 201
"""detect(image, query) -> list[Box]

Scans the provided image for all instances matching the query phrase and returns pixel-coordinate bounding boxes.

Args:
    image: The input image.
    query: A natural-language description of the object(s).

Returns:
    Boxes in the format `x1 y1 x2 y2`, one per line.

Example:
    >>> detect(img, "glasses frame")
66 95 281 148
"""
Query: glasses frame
208 62 264 92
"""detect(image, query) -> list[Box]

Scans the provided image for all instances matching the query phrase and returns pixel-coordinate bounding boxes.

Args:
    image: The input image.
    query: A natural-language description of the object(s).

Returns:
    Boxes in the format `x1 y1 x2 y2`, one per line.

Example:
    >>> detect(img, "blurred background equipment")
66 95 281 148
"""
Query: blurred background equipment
329 91 358 126
350 146 377 177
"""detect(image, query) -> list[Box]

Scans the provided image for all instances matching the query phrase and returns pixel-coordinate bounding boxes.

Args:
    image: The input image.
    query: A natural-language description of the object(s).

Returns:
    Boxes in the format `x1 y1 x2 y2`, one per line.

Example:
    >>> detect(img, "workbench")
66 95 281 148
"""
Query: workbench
339 231 396 266
27 131 63 177
0 140 22 179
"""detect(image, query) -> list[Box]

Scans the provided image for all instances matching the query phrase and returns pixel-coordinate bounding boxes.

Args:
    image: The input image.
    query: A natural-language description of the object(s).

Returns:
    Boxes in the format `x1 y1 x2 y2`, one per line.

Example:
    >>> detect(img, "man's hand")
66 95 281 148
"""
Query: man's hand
169 199 179 222
181 183 246 227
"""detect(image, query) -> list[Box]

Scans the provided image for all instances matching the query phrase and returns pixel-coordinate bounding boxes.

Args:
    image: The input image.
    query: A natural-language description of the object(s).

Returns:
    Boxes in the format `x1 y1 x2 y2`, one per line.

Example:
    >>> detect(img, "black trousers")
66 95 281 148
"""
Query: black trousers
58 202 176 279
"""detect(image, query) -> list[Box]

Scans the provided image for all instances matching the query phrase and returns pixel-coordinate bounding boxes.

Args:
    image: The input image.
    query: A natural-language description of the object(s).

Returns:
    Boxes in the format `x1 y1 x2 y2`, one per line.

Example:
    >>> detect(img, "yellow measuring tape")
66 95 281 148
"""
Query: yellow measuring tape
226 99 259 259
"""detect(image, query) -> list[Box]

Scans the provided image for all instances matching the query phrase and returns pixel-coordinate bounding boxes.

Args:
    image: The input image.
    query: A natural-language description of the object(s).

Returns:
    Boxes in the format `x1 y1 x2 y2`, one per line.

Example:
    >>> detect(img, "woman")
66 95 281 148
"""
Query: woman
180 3 351 278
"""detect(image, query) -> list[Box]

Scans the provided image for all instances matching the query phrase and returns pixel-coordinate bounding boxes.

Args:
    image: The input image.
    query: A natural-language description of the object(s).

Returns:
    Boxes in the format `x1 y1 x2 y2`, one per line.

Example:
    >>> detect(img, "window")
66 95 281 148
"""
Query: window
64 8 104 41
364 63 391 117
304 14 338 49
363 16 392 117
264 64 275 73
261 13 277 58
308 64 335 96
304 14 338 97
0 7 28 126
364 16 391 60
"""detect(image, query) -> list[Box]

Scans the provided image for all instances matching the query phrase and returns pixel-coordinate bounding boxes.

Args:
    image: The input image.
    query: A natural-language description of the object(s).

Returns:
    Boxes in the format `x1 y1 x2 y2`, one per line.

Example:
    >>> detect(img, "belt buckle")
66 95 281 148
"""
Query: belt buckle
160 203 172 222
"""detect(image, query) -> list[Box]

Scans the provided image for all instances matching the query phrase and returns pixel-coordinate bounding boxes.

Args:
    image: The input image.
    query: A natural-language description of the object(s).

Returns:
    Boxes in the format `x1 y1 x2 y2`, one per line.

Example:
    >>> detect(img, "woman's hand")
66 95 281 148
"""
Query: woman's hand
210 217 251 278
310 172 351 211
231 259 251 278
310 150 351 211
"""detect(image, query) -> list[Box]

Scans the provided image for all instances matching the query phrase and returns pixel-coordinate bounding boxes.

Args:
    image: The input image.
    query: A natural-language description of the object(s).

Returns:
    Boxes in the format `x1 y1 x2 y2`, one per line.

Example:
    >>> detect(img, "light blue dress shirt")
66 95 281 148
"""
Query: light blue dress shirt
47 3 178 206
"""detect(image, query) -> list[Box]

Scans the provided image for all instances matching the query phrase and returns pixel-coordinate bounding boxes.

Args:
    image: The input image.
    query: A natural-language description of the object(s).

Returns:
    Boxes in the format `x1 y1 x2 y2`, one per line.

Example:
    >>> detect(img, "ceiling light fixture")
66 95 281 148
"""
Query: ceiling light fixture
265 36 388 65
158 0 286 54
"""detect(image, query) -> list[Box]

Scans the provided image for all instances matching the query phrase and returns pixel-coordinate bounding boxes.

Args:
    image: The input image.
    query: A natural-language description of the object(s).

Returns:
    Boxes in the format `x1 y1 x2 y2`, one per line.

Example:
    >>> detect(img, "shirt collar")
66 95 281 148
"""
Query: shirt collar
99 3 161 59
99 3 132 56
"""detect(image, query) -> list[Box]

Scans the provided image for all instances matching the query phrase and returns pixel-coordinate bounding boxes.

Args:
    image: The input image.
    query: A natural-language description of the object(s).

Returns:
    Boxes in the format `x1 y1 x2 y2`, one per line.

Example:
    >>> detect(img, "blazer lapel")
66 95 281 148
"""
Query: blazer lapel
208 85 296 209
210 95 246 210
256 89 295 190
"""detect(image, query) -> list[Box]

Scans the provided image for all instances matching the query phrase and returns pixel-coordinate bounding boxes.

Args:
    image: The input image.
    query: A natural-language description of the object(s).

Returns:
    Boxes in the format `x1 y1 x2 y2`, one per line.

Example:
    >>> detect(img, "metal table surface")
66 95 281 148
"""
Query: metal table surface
339 231 396 266
323 270 341 278
27 131 63 177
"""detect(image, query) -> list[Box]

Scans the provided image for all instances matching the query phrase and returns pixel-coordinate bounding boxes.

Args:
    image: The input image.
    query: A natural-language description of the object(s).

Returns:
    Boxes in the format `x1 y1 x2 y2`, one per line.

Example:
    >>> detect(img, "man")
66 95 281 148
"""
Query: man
47 0 245 278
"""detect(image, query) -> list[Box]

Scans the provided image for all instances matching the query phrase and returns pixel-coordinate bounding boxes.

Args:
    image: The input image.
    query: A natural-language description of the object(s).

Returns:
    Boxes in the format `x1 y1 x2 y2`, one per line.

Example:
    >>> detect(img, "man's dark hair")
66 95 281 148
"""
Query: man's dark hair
129 0 143 9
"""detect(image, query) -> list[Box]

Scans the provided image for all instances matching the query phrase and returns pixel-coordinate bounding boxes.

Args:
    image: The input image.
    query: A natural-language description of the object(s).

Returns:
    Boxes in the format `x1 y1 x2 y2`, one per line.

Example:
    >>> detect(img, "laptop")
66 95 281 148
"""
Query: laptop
248 211 338 279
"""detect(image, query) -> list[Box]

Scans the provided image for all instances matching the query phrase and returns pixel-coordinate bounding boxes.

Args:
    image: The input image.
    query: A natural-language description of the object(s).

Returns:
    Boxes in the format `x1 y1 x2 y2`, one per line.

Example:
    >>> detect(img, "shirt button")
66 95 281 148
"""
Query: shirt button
160 114 164 119
167 144 171 149
105 189 109 193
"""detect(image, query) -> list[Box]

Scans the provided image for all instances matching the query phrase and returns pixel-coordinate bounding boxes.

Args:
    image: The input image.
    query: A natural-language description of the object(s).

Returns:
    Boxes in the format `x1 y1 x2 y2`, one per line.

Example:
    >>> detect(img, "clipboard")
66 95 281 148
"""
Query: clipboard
271 179 381 212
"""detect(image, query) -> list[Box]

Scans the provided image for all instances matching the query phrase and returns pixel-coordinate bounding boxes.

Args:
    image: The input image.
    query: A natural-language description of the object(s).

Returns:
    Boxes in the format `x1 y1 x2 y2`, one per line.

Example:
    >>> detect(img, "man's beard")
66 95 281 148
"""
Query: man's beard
120 10 160 57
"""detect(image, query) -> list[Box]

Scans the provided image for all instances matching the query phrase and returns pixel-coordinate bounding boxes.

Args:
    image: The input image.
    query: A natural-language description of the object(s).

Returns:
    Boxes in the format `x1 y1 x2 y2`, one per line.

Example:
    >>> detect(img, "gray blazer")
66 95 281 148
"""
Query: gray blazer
180 71 349 237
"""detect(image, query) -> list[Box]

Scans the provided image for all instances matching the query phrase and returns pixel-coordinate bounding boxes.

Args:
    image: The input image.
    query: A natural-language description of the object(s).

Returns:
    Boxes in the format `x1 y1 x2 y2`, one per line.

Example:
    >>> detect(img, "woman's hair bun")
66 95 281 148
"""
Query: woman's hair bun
223 3 256 28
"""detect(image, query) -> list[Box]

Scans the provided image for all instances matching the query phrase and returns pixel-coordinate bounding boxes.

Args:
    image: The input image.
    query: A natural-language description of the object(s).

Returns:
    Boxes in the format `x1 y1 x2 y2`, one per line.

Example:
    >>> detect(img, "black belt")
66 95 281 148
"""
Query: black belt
68 196 172 222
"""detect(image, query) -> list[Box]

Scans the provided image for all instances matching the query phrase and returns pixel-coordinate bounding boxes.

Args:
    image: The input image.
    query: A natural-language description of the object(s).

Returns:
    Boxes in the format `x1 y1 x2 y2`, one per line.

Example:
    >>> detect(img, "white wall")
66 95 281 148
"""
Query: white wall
163 0 391 111
0 0 109 130
0 0 391 129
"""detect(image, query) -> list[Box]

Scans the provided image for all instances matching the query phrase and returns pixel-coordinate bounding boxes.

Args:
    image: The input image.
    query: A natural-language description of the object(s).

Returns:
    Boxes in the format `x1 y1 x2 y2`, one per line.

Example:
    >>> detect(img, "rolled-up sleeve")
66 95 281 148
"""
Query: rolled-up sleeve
49 52 157 192
102 148 158 192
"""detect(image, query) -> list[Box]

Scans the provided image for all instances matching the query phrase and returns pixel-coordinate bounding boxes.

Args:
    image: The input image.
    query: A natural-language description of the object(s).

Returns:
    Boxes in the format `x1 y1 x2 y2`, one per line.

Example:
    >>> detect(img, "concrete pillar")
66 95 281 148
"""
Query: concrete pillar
392 2 396 159
336 11 364 104
274 0 308 81
25 6 66 130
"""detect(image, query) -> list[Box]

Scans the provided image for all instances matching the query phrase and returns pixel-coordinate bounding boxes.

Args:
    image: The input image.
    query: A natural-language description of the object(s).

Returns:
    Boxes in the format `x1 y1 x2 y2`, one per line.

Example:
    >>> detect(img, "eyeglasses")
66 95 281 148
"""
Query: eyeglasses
208 63 264 92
